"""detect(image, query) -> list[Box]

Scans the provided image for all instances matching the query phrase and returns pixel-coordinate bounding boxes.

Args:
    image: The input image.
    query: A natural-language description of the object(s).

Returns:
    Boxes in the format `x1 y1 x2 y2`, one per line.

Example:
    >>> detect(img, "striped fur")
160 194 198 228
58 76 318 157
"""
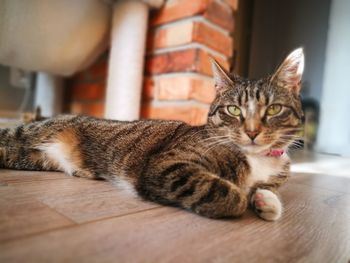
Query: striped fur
0 49 304 220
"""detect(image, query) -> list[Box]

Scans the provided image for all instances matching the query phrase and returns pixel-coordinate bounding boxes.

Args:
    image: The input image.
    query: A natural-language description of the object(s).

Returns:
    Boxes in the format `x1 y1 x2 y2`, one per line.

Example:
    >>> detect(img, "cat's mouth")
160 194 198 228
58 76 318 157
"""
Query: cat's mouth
241 144 286 157
238 133 294 155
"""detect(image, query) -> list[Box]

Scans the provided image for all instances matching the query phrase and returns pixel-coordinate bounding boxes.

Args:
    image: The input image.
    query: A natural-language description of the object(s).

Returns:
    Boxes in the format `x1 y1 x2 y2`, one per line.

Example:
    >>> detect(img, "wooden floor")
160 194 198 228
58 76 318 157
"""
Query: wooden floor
0 151 349 263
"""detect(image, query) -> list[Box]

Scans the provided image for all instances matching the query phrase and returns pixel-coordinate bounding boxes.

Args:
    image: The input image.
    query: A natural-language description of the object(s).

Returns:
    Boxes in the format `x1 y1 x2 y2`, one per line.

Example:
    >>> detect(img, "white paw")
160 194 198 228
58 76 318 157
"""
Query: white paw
251 189 282 221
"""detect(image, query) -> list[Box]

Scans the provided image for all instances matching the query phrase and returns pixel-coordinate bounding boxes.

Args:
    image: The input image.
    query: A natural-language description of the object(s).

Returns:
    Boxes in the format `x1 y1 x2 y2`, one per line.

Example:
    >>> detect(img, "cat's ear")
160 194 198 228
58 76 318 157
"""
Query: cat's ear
272 48 304 94
210 58 233 92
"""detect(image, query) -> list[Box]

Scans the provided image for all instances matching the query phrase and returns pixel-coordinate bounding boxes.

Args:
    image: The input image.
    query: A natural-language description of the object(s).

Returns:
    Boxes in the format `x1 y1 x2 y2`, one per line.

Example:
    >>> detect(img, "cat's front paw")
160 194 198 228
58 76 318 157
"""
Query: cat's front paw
251 189 282 221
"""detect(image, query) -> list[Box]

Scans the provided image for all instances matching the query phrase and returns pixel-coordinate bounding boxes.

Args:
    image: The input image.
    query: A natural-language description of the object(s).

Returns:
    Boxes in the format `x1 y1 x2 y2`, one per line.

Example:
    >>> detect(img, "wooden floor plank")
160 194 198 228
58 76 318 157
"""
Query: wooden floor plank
289 172 350 194
0 199 73 243
40 189 158 223
0 171 76 242
0 169 70 183
1 152 349 262
0 171 159 224
0 177 111 202
0 177 349 263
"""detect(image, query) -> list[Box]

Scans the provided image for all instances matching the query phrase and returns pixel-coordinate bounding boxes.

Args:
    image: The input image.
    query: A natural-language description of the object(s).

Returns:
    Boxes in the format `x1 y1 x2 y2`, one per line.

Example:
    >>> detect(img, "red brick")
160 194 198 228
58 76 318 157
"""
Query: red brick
146 48 229 76
88 60 108 80
69 53 108 84
147 21 194 50
142 77 155 101
146 49 196 75
197 48 229 75
142 105 209 125
156 77 191 100
204 0 234 32
150 75 215 103
193 22 233 56
224 0 238 10
150 0 234 33
148 21 233 57
70 83 105 101
191 78 216 103
70 102 104 117
150 0 209 26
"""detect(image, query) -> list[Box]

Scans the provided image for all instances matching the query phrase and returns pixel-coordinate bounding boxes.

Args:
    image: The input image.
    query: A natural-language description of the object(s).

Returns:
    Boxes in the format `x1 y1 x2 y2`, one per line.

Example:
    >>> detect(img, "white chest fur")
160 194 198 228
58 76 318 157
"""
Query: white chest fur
245 154 289 191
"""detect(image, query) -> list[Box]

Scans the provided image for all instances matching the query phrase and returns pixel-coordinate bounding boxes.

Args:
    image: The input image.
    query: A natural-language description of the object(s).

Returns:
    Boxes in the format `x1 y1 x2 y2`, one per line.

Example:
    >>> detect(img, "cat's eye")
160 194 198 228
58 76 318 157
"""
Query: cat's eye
227 105 241 116
267 104 282 116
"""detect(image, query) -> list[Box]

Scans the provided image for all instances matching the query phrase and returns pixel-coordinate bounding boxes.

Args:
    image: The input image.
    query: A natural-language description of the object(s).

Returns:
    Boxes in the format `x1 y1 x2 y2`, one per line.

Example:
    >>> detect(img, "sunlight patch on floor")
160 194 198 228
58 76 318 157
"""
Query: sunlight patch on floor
291 158 350 178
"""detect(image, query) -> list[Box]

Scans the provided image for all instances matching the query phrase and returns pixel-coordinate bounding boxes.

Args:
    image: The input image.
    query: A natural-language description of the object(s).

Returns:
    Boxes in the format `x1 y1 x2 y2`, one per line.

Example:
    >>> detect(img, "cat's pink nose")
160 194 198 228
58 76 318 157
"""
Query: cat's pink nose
246 130 259 140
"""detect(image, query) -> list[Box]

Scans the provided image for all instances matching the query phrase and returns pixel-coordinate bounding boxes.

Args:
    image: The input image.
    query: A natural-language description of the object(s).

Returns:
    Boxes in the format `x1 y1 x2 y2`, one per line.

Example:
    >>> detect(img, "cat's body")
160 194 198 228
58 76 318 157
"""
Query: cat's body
0 48 305 221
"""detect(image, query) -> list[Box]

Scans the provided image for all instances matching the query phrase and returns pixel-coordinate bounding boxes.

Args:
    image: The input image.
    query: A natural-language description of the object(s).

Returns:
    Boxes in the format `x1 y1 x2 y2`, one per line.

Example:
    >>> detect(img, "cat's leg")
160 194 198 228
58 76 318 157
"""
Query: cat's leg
138 161 248 218
250 173 289 221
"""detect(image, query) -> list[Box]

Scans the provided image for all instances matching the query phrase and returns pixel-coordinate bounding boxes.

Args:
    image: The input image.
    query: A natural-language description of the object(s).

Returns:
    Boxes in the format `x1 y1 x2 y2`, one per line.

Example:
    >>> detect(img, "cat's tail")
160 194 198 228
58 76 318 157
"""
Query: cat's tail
0 119 98 179
0 124 57 171
1 116 106 180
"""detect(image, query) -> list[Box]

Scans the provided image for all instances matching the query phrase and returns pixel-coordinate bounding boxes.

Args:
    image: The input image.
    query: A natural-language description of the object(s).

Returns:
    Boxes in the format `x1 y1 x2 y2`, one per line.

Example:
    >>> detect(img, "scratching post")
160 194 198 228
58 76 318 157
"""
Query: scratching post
105 0 149 121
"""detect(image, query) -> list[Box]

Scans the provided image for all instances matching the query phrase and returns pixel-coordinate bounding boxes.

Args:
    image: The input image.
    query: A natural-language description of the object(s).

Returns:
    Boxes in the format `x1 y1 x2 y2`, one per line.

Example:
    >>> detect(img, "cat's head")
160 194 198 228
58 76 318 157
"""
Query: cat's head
208 48 304 155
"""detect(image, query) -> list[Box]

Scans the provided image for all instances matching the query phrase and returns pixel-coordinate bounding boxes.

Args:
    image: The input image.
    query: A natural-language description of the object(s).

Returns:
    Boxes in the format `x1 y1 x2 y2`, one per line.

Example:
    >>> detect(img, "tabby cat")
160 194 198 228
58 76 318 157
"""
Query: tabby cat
0 48 304 221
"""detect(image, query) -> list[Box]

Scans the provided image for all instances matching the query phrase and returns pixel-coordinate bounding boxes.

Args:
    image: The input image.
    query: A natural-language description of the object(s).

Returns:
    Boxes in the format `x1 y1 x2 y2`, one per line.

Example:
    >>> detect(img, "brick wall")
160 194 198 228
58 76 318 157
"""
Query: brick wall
65 0 238 124
143 0 237 125
65 52 108 117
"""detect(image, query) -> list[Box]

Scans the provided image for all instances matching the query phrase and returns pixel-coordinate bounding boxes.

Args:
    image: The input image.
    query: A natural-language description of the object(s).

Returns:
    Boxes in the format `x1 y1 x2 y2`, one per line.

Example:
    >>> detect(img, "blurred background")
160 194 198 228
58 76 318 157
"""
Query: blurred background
0 0 349 157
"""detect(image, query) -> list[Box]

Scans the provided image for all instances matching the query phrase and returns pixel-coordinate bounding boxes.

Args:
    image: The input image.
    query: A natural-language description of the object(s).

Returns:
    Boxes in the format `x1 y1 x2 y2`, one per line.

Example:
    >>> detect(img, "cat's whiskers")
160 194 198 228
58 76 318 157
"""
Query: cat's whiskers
281 126 304 131
274 137 305 149
202 138 232 157
185 127 224 142
186 135 232 161
202 135 232 142
279 135 304 143
204 138 231 148
202 135 241 145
